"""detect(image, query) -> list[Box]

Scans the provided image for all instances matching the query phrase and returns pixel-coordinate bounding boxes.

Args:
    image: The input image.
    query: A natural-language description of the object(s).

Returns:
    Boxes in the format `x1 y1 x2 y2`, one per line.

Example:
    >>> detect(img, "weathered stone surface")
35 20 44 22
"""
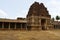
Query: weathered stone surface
27 2 51 17
27 2 52 30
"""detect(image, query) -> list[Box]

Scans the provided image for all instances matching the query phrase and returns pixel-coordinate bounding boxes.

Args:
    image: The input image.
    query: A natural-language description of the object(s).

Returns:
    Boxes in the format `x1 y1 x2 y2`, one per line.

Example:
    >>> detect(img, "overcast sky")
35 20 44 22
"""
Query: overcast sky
0 0 60 19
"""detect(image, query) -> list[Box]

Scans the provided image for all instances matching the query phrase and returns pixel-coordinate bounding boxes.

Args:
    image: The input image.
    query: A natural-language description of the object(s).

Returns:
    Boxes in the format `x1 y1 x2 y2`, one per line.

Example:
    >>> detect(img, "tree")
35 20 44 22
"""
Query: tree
56 15 60 21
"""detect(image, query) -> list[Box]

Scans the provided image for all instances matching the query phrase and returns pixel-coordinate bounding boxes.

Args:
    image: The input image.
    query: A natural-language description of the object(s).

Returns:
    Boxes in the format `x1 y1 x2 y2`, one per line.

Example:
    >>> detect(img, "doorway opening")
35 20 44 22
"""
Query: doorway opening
41 19 46 30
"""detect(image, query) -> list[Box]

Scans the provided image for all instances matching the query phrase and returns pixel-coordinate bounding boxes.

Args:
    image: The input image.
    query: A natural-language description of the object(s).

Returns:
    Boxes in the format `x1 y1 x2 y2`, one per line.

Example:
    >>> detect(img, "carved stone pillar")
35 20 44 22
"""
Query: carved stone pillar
15 23 16 29
2 22 4 29
26 24 27 30
39 19 41 30
46 20 47 30
9 23 10 29
21 24 22 30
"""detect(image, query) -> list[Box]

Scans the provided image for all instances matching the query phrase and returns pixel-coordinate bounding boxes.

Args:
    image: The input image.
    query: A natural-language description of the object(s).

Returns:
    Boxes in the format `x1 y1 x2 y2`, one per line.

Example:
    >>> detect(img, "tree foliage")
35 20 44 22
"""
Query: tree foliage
56 15 60 21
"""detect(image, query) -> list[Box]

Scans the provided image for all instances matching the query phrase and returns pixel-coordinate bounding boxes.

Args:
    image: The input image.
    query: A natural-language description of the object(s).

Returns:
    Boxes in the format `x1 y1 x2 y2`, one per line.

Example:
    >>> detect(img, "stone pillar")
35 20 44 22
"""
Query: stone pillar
46 20 47 30
21 23 22 30
15 23 16 29
40 19 41 26
2 22 4 29
26 24 27 30
26 26 27 30
39 19 41 30
9 23 10 29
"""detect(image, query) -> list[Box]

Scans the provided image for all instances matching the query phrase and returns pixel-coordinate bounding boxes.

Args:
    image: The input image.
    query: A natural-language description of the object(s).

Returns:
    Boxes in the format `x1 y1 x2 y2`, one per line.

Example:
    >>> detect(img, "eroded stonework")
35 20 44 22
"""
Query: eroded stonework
27 2 53 30
0 2 54 30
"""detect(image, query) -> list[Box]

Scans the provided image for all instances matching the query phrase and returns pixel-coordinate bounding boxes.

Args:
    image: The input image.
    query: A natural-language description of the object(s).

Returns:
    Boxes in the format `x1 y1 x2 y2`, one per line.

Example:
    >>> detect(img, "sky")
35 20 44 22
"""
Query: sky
0 0 60 19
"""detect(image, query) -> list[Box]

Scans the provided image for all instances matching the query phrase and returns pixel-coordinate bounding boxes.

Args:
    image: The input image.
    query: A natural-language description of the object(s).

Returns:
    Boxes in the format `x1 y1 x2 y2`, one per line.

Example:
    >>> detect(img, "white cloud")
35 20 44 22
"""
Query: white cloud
0 9 9 18
51 0 57 4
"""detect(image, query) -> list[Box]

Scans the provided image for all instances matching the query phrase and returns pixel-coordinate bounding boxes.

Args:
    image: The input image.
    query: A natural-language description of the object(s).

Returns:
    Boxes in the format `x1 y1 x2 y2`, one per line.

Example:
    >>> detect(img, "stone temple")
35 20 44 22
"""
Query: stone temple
0 2 55 30
27 2 53 30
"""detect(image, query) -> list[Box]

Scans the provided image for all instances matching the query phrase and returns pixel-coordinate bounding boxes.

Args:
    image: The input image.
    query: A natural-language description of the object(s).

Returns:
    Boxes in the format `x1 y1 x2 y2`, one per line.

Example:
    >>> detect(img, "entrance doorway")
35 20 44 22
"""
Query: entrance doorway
41 19 46 30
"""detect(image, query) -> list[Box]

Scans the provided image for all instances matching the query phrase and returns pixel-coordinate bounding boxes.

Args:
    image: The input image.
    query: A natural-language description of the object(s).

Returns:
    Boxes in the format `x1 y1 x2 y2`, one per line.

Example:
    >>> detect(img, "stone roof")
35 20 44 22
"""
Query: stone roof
52 21 60 25
0 18 27 23
27 2 51 18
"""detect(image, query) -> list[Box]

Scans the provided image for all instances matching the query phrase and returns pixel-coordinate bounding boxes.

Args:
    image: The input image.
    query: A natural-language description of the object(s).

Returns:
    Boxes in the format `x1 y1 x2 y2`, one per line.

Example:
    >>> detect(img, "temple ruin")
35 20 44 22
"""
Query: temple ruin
0 2 54 30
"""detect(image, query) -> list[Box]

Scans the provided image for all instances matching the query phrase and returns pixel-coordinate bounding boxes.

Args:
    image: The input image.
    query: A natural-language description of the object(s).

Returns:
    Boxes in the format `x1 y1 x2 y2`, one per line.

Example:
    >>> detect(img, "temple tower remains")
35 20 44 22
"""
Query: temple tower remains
27 2 53 30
